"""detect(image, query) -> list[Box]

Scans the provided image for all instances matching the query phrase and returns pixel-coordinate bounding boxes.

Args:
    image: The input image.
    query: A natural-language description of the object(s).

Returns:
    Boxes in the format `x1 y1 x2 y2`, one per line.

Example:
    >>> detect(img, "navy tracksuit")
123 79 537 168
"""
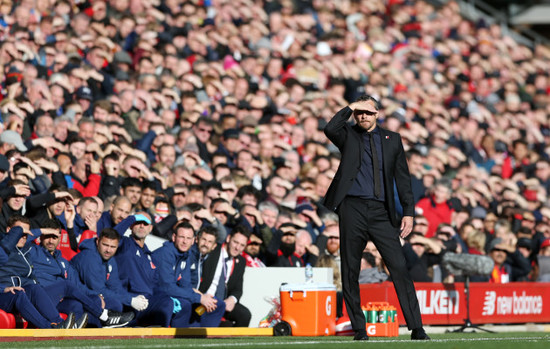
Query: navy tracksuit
31 244 105 326
152 241 225 327
71 238 131 312
114 216 176 327
0 282 63 328
0 227 64 326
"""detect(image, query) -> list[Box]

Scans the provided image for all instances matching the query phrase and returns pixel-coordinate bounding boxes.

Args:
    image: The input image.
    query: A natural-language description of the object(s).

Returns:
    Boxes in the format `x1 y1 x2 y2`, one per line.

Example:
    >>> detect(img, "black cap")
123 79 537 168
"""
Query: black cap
517 238 532 250
222 128 240 139
76 86 93 101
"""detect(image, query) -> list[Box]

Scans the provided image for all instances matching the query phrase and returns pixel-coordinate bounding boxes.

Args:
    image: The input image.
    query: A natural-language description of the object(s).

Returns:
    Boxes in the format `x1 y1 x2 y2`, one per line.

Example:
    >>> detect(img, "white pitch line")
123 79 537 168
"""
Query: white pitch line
36 336 550 349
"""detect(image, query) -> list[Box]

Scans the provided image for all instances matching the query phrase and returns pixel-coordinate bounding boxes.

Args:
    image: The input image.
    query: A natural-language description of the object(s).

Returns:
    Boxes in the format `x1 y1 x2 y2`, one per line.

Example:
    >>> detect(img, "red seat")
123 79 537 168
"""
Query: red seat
79 230 97 245
57 229 78 261
0 309 16 329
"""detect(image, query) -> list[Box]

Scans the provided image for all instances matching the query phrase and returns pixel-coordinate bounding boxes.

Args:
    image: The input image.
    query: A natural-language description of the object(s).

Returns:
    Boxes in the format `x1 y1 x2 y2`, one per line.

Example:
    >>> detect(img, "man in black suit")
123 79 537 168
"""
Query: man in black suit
198 225 251 327
323 95 429 341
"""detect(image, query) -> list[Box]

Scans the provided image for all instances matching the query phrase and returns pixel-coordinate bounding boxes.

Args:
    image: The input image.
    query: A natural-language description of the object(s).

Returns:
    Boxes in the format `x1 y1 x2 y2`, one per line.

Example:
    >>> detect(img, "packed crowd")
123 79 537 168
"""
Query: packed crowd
0 0 549 328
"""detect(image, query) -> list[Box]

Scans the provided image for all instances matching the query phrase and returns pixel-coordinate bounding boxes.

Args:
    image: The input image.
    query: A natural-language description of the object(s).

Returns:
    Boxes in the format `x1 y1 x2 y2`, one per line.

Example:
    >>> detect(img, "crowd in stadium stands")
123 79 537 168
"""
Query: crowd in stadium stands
0 0 549 328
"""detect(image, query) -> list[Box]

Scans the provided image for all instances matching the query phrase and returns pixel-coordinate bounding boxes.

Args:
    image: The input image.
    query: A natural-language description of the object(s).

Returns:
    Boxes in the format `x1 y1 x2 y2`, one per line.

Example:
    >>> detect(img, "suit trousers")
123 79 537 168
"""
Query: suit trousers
224 302 251 327
339 197 423 334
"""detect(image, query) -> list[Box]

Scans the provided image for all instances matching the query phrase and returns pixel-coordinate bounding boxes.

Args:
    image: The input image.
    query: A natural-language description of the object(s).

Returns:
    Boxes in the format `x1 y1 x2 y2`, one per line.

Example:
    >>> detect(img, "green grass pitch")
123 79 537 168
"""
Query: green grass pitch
0 332 549 349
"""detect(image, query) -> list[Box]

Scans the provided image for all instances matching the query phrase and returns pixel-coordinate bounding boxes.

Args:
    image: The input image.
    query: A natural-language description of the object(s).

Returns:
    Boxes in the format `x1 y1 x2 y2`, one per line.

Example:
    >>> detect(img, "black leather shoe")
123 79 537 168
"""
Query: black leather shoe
411 327 431 340
353 332 369 341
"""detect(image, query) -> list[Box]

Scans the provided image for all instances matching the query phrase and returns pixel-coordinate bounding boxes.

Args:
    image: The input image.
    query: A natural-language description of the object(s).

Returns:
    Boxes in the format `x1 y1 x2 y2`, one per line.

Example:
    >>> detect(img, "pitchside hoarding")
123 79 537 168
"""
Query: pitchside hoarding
359 282 550 325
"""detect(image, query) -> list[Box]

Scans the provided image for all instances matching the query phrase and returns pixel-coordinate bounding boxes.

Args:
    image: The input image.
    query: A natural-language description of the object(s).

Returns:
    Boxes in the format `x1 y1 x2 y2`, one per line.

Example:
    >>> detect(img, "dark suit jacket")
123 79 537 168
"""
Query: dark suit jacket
198 244 246 301
322 106 414 227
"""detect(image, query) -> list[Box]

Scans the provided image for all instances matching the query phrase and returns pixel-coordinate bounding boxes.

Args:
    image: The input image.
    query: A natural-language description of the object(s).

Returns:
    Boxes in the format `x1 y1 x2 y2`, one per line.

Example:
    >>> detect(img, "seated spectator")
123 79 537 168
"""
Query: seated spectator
315 223 340 261
403 232 443 282
294 229 319 266
241 233 266 268
415 178 454 238
96 196 132 233
359 252 388 284
465 229 487 255
533 239 550 282
266 222 303 267
485 237 532 283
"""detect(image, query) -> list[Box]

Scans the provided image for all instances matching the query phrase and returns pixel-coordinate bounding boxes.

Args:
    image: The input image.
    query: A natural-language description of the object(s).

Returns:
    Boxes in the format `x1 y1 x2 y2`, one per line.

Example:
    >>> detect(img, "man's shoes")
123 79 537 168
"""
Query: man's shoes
73 313 89 329
52 313 75 329
353 331 369 341
411 327 431 340
101 310 135 328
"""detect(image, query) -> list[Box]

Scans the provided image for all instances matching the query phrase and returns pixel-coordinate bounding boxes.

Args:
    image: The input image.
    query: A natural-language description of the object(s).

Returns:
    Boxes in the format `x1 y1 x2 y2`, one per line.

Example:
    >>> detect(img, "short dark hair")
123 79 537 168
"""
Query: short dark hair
141 179 156 191
7 214 31 228
78 196 98 208
231 224 251 239
236 185 261 202
174 221 195 236
99 228 120 241
197 225 218 240
122 177 142 189
41 218 61 230
355 94 379 110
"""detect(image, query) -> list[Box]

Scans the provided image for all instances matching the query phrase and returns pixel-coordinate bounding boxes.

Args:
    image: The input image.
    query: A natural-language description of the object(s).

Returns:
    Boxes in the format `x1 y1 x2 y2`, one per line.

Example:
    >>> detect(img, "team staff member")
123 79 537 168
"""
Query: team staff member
198 225 251 327
323 95 429 341
114 212 180 327
32 218 133 328
71 228 143 328
0 218 76 329
152 222 225 327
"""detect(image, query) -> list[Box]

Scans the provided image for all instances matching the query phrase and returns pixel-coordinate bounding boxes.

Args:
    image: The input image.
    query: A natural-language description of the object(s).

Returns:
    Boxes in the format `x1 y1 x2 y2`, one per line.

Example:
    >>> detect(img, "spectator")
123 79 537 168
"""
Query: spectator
416 178 455 238
359 252 388 284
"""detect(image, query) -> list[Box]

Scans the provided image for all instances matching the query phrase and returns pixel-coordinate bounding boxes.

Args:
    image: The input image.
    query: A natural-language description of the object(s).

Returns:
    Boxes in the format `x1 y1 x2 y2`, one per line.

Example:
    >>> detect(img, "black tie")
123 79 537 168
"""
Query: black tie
369 133 381 198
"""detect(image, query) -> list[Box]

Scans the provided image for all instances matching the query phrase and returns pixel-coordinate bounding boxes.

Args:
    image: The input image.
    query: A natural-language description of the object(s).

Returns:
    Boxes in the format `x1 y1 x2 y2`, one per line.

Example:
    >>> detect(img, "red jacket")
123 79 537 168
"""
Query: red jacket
415 196 454 238
68 173 101 197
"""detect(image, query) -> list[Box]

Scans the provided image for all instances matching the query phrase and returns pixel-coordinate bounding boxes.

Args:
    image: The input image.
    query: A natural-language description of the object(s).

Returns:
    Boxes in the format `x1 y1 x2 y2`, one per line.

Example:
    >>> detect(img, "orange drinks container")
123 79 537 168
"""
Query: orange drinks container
279 283 337 336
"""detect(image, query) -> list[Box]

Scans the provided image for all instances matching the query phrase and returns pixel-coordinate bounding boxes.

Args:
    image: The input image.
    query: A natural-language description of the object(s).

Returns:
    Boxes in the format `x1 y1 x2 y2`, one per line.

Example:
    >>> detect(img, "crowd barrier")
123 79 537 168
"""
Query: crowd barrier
360 282 550 325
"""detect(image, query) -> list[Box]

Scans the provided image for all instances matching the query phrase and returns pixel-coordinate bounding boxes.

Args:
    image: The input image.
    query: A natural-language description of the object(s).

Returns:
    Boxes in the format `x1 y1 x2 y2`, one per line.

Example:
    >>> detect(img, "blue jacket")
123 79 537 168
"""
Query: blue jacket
71 238 132 306
0 227 42 287
114 216 156 297
30 243 96 296
152 241 201 304
72 213 89 238
96 211 114 234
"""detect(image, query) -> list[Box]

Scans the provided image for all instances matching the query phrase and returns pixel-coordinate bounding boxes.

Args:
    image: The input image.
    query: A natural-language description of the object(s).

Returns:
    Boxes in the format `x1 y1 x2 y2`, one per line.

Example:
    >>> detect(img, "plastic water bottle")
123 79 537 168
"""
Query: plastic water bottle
305 263 313 283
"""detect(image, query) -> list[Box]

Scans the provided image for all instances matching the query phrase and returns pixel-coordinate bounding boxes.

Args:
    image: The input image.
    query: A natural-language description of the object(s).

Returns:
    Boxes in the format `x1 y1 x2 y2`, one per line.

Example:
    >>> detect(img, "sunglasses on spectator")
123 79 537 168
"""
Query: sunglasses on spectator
197 127 213 134
492 248 508 253
282 232 296 237
247 242 261 247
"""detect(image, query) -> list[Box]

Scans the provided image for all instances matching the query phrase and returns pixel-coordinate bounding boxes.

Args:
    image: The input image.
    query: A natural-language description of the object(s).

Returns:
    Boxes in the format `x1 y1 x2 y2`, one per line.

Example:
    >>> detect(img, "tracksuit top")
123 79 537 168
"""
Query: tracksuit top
71 238 132 306
0 227 41 287
115 232 157 297
30 244 96 297
152 241 201 304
